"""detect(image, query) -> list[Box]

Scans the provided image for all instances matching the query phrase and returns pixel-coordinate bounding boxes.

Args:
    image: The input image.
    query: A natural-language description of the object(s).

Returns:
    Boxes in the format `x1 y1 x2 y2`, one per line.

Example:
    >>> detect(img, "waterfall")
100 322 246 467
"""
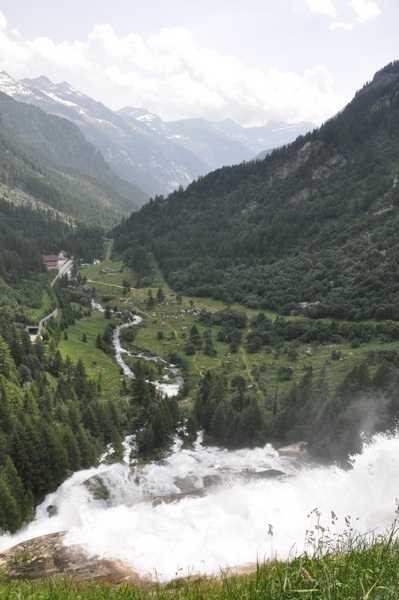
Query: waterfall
1 431 399 582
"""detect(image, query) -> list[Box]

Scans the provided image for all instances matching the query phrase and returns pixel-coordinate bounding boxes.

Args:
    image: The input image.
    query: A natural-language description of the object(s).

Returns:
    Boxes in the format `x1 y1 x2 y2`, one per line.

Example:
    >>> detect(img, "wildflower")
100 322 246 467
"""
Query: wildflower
300 566 313 584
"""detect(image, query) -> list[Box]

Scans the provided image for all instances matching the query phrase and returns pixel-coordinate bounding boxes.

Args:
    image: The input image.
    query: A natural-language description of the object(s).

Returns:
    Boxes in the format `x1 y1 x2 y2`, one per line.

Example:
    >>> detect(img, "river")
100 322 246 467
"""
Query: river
112 316 182 396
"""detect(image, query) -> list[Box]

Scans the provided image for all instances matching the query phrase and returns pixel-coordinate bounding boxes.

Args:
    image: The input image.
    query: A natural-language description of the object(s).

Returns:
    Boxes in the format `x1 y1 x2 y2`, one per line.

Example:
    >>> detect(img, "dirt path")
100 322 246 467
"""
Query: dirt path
105 238 114 261
193 352 204 378
87 279 124 289
239 342 261 394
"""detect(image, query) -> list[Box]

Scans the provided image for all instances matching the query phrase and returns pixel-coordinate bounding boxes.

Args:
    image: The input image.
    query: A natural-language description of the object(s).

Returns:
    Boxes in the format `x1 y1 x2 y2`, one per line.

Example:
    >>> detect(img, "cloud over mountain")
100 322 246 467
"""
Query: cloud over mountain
0 9 344 127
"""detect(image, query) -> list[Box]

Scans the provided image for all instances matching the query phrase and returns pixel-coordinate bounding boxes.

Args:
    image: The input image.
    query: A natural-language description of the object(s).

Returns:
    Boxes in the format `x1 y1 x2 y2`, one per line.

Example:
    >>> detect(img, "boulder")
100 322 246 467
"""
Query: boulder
252 469 286 479
0 532 139 584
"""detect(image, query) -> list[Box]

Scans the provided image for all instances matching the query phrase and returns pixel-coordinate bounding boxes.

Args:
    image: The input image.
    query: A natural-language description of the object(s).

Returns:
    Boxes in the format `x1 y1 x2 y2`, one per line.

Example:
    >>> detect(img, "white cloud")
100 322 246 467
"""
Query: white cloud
304 65 334 93
330 21 355 31
0 18 344 126
27 37 91 71
304 0 337 17
0 11 7 31
300 0 380 30
87 24 155 70
351 0 381 23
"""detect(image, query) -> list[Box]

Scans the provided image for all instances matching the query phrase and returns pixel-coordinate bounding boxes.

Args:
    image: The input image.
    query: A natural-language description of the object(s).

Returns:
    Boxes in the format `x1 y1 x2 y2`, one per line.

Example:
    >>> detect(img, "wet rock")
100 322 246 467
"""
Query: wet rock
203 474 223 488
47 504 58 517
174 475 201 493
0 532 140 584
252 469 286 479
152 488 207 506
83 474 110 502
278 441 314 468
278 441 308 454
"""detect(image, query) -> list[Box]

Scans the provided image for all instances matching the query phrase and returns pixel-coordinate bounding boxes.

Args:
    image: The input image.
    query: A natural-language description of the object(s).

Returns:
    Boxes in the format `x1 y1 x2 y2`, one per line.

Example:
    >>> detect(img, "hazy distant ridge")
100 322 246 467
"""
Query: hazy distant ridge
0 72 314 197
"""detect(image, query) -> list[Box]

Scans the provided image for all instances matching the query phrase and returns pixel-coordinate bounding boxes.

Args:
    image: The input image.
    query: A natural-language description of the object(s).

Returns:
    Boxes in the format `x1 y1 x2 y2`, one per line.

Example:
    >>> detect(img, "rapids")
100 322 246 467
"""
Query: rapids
108 310 182 396
1 432 399 582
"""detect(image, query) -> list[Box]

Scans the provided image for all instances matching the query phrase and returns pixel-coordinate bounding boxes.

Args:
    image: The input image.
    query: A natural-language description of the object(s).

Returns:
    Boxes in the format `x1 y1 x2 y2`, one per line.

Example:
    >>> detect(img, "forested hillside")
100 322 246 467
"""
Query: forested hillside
0 199 131 532
113 61 399 321
0 298 128 532
0 90 152 532
0 180 107 324
0 92 147 228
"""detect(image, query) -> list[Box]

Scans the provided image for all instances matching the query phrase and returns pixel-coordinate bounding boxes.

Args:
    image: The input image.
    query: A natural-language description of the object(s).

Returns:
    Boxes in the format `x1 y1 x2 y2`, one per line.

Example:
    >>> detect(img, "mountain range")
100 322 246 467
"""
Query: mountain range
0 72 314 197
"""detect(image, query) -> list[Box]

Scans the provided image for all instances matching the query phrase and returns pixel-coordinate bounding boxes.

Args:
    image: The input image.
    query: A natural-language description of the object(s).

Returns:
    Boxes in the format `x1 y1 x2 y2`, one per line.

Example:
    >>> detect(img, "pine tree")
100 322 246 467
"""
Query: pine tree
137 425 154 457
110 427 124 461
156 287 165 303
132 360 150 407
147 289 155 309
75 426 98 469
0 336 13 378
152 407 169 449
0 376 15 435
73 358 88 398
0 477 22 532
62 425 82 471
82 405 102 438
39 422 69 490
10 416 44 497
2 456 31 523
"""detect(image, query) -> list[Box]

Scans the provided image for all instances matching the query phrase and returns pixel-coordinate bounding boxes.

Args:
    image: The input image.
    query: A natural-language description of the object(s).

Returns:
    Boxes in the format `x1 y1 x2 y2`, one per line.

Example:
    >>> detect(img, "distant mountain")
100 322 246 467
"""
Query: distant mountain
209 118 315 154
118 111 254 171
113 60 399 322
0 72 314 197
0 91 145 228
156 116 315 166
0 73 209 197
113 109 314 176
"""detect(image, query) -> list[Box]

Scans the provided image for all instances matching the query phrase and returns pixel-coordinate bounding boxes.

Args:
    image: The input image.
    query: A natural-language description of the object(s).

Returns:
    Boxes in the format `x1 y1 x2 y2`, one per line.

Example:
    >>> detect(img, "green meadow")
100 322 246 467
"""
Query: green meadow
48 256 399 415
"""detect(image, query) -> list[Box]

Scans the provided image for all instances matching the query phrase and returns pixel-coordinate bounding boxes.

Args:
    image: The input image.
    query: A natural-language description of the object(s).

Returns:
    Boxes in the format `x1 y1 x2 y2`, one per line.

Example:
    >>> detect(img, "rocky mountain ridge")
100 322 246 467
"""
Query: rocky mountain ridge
0 72 314 197
0 90 146 227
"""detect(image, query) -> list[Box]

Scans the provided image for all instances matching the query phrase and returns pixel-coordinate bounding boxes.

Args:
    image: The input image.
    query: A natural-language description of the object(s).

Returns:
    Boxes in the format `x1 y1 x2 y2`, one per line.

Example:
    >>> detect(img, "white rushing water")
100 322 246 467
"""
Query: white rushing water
112 317 183 397
1 431 399 581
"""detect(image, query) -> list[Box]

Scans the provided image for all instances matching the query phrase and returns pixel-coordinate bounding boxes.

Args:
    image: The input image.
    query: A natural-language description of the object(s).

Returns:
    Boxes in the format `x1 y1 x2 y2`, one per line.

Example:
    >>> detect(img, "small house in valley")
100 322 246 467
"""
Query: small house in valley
42 251 68 271
42 255 59 270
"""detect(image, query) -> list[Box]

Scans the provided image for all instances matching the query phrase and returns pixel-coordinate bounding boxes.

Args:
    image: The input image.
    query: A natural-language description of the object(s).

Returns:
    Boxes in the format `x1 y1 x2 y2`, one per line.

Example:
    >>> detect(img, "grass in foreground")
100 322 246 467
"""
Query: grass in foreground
2 528 399 599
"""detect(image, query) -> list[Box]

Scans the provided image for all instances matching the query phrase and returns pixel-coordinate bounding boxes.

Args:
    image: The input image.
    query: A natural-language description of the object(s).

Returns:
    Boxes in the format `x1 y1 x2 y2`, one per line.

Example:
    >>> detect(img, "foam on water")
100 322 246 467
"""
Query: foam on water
113 317 182 395
1 431 399 581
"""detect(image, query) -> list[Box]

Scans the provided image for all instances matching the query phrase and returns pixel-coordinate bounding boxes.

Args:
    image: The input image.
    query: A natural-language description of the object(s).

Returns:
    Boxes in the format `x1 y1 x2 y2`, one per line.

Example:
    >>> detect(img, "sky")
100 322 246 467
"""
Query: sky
0 0 397 127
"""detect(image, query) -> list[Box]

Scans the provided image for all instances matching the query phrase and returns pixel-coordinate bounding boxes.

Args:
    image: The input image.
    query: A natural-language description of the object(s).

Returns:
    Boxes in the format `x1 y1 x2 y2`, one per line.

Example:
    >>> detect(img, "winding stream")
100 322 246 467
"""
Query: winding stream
93 302 183 397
